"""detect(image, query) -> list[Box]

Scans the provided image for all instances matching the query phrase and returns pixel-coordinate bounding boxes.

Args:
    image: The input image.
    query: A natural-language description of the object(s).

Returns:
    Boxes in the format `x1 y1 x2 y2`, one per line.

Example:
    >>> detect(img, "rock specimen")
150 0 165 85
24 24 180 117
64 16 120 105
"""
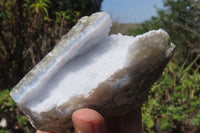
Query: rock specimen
10 12 175 132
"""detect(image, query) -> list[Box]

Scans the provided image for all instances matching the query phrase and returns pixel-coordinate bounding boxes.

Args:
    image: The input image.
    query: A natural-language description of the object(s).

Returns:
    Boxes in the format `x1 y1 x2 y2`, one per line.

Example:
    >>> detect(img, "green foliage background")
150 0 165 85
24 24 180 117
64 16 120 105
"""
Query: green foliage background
141 58 200 133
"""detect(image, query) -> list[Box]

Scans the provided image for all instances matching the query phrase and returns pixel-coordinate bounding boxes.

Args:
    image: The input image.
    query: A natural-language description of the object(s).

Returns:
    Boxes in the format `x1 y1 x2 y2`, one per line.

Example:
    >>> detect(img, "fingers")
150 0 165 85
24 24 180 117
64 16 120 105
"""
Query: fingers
106 107 142 133
36 131 47 133
36 130 55 133
36 108 108 133
72 108 108 133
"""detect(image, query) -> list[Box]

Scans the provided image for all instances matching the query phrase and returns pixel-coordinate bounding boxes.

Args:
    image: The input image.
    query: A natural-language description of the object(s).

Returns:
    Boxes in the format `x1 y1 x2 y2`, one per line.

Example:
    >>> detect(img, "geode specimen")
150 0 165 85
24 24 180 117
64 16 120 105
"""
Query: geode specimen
10 12 175 132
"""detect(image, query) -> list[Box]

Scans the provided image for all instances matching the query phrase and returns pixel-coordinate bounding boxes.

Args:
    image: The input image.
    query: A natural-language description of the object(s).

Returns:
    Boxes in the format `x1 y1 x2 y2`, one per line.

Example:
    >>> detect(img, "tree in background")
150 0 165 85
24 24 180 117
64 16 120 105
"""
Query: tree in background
0 0 103 89
130 0 200 64
50 0 103 16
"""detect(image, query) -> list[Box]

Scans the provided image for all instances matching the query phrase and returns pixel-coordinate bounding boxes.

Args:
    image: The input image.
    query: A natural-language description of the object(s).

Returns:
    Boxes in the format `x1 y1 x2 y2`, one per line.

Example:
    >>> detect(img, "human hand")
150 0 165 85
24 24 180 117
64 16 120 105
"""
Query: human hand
36 108 142 133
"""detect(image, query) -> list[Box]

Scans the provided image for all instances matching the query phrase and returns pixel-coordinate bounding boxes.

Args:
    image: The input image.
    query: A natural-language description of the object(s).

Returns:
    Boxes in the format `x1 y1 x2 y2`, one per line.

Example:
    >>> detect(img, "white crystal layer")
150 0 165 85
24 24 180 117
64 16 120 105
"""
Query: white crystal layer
22 29 171 114
26 34 135 113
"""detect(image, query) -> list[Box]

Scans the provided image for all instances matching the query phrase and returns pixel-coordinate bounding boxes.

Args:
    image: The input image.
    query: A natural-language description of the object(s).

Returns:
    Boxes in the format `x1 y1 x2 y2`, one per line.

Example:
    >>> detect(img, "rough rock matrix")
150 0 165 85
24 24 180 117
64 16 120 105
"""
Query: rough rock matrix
10 12 175 133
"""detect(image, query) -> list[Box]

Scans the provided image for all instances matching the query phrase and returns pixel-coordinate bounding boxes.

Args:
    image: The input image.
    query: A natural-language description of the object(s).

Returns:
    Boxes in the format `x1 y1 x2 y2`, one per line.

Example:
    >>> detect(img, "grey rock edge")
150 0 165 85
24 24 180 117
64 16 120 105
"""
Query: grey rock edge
10 12 175 133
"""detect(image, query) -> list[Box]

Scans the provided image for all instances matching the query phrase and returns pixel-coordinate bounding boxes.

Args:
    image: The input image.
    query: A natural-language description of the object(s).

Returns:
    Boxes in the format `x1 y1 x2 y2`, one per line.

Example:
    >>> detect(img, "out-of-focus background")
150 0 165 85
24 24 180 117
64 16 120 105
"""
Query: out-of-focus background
0 0 200 132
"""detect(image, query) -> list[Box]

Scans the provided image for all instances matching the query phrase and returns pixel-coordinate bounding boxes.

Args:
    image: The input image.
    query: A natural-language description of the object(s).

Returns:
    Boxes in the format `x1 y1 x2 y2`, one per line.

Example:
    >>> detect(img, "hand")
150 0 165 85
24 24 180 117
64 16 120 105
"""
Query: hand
36 108 142 133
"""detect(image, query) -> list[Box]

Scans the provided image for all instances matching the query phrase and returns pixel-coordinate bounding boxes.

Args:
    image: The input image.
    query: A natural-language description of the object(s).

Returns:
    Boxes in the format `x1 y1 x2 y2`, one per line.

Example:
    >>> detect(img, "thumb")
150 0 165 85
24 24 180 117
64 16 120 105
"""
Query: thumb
72 108 108 133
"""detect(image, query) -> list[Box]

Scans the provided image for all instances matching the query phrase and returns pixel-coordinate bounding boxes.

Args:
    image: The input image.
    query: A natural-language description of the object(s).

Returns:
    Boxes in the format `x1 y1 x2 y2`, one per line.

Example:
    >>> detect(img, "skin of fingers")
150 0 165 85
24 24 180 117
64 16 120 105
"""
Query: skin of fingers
72 108 108 133
106 107 142 133
36 130 55 133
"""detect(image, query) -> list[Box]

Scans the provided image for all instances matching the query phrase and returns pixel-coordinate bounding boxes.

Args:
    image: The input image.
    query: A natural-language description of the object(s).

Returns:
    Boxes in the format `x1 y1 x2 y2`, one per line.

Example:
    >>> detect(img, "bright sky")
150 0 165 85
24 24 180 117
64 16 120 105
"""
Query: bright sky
101 0 164 23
